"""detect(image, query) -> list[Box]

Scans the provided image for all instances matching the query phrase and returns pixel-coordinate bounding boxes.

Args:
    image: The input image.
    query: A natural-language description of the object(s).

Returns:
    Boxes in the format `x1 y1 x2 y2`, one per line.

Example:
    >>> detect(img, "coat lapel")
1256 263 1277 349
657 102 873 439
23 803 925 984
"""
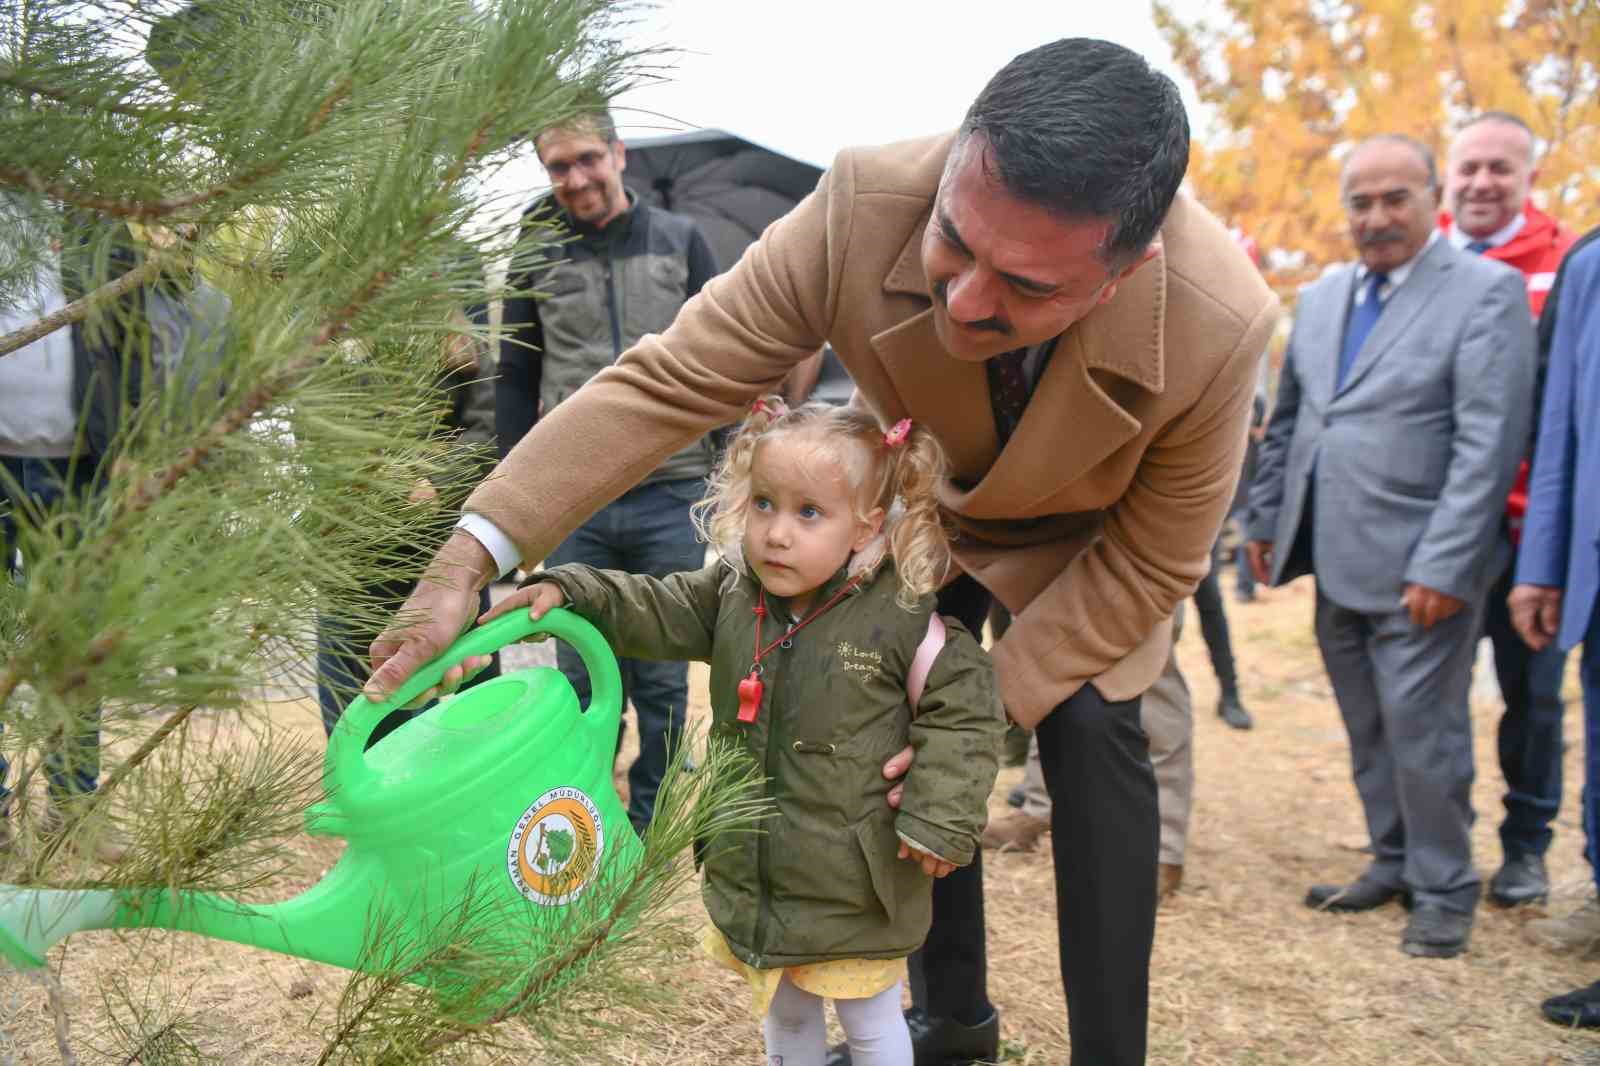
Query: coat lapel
870 309 998 482
1335 239 1455 398
1309 266 1359 408
871 214 1163 518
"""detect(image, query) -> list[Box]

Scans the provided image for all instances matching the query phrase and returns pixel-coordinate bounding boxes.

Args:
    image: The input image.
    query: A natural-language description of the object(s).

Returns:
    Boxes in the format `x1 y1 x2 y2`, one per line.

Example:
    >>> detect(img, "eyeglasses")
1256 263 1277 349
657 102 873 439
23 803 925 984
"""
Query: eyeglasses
544 149 613 183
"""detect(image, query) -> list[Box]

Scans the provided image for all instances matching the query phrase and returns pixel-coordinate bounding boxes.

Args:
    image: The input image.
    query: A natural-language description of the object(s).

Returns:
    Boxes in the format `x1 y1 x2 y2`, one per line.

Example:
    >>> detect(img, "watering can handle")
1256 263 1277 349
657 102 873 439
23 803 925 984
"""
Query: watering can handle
325 607 624 788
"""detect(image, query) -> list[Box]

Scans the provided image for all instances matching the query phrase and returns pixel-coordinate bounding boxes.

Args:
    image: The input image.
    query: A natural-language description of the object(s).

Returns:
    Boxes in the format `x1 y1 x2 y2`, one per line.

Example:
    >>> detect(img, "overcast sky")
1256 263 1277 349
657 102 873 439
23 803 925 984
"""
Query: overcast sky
481 1 1213 219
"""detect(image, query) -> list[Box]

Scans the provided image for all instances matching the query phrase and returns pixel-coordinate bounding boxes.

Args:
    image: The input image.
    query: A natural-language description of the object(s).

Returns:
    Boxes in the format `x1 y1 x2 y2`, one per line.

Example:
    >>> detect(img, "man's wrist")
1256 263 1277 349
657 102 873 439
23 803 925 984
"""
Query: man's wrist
430 528 499 593
454 513 523 579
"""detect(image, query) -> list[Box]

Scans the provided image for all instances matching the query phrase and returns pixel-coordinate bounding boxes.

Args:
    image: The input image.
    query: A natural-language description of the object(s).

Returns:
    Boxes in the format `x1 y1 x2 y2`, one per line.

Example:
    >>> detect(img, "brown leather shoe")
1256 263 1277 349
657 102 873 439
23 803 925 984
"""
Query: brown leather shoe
1158 862 1184 902
981 811 1048 853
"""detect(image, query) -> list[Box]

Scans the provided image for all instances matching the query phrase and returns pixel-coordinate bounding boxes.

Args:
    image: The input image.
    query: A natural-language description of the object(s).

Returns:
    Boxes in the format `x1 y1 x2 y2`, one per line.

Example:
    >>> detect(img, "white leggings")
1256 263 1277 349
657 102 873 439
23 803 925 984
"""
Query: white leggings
761 975 911 1066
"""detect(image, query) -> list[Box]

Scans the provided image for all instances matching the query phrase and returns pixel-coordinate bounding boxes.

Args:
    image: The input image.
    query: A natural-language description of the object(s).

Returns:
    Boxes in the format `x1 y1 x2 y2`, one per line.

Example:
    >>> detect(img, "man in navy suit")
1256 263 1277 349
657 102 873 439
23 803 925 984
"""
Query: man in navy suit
1510 228 1600 1026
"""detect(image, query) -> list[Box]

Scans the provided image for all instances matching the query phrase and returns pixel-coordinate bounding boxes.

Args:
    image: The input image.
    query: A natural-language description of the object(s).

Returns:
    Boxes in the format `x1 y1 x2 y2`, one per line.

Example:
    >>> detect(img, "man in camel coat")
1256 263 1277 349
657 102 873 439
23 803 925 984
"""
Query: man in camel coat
370 39 1276 1066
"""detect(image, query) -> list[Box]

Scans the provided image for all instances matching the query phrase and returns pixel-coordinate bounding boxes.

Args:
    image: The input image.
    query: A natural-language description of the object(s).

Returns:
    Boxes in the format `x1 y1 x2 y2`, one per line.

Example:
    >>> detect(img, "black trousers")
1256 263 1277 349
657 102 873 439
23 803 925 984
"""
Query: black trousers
1193 546 1240 700
1481 548 1570 858
909 575 1158 1066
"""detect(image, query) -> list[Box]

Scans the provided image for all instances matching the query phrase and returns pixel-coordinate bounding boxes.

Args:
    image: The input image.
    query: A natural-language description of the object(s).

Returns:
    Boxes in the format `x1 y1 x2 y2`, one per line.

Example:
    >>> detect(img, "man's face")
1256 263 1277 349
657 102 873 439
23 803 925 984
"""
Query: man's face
536 126 628 228
1445 121 1537 239
919 136 1153 363
1342 142 1439 274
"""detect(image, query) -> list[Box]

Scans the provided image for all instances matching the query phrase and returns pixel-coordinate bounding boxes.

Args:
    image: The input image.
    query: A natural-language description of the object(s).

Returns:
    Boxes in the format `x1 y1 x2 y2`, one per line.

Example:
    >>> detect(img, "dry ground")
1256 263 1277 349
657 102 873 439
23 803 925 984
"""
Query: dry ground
5 574 1600 1064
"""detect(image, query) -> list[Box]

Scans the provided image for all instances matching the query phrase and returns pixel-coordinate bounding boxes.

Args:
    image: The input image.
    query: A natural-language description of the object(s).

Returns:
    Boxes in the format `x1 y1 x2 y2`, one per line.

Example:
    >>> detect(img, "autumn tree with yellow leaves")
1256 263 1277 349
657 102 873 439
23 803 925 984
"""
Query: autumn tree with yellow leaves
1155 0 1600 296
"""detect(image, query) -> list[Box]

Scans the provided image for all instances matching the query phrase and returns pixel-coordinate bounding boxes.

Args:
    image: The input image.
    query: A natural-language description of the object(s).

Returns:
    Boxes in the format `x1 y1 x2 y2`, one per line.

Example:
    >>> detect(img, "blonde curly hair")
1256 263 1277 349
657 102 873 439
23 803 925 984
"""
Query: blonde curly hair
692 397 952 608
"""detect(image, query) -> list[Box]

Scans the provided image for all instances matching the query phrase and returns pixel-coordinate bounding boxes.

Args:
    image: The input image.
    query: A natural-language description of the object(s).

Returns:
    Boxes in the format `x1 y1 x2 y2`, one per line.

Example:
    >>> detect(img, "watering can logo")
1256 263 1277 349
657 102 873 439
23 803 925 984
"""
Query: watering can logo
508 786 604 906
0 608 644 985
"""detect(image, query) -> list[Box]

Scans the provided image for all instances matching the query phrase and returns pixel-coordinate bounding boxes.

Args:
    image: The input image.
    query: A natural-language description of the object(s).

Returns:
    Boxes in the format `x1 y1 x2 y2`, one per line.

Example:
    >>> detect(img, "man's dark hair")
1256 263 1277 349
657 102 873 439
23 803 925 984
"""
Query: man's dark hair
958 38 1190 266
1343 134 1439 191
533 106 618 159
1457 111 1537 156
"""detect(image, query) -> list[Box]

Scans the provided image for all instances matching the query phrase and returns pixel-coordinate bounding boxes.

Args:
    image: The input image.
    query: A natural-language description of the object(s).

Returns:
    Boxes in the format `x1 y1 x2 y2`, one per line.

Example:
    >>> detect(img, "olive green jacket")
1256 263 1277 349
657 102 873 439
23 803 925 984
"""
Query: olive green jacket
539 558 1004 968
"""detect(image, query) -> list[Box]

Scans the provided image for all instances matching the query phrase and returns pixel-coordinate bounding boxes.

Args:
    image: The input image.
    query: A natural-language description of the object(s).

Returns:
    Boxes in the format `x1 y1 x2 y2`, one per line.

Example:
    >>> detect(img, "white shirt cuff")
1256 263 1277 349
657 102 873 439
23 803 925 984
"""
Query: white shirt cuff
455 514 522 579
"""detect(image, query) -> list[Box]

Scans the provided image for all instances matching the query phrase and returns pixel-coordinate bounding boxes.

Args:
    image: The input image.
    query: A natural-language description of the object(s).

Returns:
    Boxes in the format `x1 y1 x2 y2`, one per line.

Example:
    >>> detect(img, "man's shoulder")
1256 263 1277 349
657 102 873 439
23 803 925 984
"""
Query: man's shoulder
1560 232 1600 291
636 200 707 241
826 132 954 203
1447 239 1527 295
1158 192 1277 328
1300 261 1355 299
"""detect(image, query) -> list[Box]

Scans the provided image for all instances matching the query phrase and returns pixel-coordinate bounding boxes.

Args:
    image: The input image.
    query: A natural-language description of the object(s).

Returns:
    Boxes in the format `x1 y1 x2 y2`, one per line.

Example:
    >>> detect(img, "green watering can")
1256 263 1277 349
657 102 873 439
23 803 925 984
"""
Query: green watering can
0 608 642 987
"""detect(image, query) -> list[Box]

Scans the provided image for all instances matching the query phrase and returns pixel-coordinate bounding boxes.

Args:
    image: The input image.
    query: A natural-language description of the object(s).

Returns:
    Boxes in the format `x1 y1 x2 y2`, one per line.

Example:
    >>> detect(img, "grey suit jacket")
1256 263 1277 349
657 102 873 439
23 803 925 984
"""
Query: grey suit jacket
1248 238 1536 613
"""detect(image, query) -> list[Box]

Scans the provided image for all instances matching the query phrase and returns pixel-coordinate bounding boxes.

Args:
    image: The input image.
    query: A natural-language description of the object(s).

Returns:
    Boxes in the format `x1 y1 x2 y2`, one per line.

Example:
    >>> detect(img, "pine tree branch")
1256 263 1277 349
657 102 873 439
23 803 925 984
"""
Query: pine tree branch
0 665 20 712
0 66 199 124
0 163 271 224
43 968 78 1066
0 251 166 358
119 1021 180 1065
86 703 199 805
49 629 126 700
312 961 427 1066
0 79 351 226
417 866 652 1054
106 93 487 528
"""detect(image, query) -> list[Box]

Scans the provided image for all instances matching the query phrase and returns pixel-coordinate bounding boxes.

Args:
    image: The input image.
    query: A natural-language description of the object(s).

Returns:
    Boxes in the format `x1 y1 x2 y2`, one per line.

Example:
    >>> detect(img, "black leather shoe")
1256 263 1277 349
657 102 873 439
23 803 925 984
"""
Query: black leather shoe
1489 853 1549 907
1542 981 1600 1028
1305 876 1407 912
1401 902 1472 958
825 1006 1000 1066
1217 694 1254 730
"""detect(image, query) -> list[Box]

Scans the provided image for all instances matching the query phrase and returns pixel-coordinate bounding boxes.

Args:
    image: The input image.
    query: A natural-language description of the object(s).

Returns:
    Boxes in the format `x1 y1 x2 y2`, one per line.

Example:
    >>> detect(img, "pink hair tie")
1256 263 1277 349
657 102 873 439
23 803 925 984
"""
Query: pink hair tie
884 418 913 449
751 398 772 417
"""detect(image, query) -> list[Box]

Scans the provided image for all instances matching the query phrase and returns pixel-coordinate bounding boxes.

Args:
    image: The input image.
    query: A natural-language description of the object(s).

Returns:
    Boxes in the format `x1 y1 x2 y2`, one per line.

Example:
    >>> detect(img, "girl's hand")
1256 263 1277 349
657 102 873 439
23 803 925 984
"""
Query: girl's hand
478 581 567 627
898 841 956 879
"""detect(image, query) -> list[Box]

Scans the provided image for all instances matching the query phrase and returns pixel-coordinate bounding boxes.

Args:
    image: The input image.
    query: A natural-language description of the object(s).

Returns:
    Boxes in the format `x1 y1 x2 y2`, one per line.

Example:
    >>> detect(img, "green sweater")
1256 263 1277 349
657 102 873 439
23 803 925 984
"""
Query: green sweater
539 558 1004 968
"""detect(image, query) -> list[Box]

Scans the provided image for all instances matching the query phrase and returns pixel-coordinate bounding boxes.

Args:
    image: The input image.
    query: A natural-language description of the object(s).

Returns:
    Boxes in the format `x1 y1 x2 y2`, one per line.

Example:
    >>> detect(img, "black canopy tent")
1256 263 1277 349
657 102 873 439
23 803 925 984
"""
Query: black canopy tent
620 129 853 404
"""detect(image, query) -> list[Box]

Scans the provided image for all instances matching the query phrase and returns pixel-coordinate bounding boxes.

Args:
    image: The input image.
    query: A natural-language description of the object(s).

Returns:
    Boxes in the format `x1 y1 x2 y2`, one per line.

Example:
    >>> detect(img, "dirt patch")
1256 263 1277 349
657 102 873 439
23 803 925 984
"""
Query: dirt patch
4 575 1600 1063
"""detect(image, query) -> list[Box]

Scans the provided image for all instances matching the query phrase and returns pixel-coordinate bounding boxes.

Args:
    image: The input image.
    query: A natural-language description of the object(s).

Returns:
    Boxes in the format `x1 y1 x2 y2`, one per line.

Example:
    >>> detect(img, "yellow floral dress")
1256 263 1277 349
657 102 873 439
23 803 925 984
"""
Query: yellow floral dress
702 927 907 1018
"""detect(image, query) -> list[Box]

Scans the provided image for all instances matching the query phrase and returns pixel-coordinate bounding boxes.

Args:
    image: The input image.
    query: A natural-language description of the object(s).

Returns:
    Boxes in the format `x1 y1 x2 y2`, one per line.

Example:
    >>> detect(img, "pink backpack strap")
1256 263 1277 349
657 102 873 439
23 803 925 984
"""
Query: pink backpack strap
906 612 947 714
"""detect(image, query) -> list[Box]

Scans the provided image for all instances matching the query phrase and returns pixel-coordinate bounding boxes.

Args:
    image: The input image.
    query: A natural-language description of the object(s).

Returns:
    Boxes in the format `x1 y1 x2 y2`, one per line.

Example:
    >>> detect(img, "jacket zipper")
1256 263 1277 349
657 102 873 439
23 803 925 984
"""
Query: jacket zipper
751 649 784 963
603 250 622 359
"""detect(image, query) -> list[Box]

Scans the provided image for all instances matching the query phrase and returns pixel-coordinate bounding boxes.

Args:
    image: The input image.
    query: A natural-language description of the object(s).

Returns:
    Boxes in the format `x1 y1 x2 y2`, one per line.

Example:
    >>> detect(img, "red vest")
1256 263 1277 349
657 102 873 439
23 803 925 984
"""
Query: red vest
1437 204 1579 541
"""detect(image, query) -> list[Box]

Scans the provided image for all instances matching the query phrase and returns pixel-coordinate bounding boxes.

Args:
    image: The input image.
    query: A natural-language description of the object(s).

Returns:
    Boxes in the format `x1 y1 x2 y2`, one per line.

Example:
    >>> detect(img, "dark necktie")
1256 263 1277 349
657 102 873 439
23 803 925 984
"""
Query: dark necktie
1336 271 1387 390
987 348 1031 444
1466 239 1491 254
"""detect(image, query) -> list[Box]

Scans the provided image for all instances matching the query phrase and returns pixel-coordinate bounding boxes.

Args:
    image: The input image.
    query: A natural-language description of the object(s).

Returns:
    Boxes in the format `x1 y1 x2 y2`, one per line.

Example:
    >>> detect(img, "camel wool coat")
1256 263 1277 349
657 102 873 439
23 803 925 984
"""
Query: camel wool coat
466 132 1280 726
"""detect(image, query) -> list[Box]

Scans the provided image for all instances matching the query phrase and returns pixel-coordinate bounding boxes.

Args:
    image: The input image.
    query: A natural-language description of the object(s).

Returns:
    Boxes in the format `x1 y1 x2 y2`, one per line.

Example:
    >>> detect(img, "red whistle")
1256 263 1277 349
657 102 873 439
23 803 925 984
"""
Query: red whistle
736 672 764 723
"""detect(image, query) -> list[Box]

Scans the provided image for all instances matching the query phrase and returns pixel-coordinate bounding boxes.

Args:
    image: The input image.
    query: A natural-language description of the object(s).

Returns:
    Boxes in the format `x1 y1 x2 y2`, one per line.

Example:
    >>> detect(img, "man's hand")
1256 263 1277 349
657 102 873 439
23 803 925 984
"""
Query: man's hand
1509 584 1563 652
407 478 438 505
882 744 914 809
366 531 498 704
1245 540 1274 585
898 840 956 878
1402 583 1466 629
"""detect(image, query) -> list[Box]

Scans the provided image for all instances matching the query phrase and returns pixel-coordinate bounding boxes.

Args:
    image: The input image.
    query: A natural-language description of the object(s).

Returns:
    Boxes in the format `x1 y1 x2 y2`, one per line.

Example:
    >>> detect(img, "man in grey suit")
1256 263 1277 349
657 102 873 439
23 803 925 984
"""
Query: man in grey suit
1245 135 1536 958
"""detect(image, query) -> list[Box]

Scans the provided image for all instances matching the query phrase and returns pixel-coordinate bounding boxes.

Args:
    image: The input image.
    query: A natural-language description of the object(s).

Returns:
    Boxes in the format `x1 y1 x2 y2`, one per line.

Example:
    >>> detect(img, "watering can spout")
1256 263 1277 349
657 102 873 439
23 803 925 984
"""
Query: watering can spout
0 850 375 972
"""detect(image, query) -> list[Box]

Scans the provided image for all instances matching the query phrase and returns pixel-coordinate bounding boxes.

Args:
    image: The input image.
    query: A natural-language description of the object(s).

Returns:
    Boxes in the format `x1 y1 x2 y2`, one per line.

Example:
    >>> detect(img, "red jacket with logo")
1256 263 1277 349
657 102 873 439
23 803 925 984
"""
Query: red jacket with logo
1438 204 1578 542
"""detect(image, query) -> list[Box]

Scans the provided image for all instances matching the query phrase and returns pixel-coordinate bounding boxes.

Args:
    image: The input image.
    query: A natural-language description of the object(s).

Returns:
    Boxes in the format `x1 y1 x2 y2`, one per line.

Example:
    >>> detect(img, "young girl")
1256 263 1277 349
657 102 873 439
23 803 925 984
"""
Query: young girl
482 398 1004 1066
